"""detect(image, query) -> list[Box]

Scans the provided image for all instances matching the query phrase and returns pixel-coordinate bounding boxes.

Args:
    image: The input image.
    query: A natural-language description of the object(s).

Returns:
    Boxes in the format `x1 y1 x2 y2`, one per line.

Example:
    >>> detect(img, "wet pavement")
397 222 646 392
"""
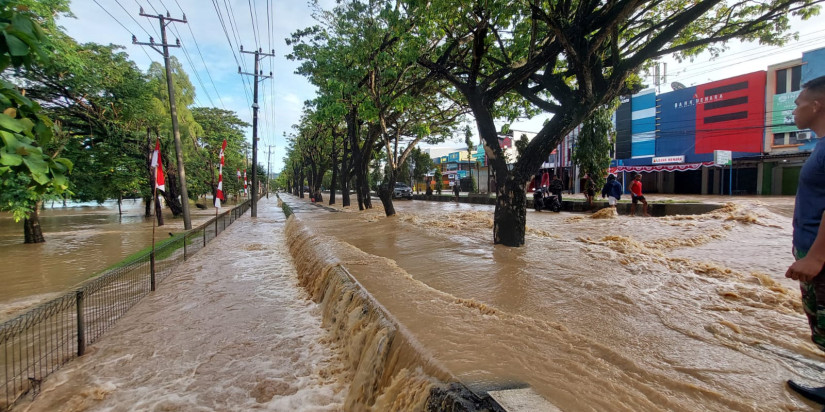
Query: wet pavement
16 197 348 411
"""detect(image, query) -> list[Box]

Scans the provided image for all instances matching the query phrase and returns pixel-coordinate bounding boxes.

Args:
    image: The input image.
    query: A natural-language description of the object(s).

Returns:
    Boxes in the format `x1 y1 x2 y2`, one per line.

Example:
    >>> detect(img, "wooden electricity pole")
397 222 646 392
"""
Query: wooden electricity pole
134 8 192 229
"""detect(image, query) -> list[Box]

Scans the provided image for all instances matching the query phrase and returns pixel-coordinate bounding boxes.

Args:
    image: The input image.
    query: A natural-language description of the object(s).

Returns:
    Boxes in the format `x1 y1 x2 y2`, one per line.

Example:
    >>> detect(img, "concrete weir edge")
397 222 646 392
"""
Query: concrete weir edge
281 210 506 411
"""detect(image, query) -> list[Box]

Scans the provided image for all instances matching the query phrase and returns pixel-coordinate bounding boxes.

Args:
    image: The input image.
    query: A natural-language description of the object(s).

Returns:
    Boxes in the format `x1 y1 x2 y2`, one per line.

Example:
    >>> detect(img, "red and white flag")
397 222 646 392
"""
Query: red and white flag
215 175 224 208
243 169 248 195
150 140 165 192
215 140 226 208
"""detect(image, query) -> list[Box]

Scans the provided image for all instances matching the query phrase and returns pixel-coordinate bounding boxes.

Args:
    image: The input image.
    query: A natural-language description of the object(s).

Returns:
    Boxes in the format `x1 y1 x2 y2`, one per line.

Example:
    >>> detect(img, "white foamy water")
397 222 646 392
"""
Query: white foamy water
17 198 348 411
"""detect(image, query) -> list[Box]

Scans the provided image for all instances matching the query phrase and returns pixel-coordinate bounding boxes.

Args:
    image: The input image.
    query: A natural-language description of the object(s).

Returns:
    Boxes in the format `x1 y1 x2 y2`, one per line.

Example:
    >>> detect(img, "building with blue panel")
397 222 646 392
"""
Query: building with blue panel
631 88 656 158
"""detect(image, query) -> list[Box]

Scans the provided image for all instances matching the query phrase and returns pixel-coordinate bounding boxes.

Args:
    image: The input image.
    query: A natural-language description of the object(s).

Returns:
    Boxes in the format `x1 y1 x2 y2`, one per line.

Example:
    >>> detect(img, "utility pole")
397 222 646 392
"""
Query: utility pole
266 145 273 199
134 8 192 229
239 46 274 217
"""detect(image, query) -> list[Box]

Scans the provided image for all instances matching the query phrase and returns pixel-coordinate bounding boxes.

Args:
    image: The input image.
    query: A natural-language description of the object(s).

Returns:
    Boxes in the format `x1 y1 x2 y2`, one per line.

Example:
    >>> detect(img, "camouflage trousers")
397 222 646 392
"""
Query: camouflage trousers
797 248 825 352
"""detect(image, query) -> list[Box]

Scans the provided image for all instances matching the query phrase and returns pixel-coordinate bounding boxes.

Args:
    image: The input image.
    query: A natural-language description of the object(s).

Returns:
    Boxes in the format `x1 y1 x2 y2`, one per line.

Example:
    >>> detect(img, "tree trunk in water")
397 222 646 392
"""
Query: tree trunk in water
118 194 123 216
299 169 305 199
144 195 152 217
24 200 45 244
378 173 396 217
494 176 527 246
341 137 351 207
329 136 338 206
468 94 527 246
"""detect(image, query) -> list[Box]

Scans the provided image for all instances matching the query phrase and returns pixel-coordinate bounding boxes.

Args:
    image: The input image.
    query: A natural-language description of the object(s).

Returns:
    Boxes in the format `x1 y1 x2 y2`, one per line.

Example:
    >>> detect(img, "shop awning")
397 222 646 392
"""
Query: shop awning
610 161 716 173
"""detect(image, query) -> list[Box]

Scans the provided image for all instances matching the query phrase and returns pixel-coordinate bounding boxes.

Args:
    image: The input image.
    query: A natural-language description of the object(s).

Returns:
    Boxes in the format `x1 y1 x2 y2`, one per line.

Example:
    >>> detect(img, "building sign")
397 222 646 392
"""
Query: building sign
652 155 684 164
448 152 460 162
772 90 801 133
673 93 724 109
714 150 732 166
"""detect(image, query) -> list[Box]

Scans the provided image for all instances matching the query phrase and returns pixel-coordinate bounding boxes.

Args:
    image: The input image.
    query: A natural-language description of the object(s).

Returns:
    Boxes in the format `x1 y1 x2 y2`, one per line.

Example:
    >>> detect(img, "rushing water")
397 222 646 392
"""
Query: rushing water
0 199 232 321
14 198 349 411
9 193 818 411
283 194 821 411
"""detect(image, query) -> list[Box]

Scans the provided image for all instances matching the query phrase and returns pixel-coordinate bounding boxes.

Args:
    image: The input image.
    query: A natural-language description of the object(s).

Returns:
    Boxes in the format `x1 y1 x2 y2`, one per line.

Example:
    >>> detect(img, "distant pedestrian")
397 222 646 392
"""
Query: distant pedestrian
550 174 564 204
583 173 596 209
629 174 650 217
541 169 550 189
600 174 622 214
785 75 825 404
453 182 460 202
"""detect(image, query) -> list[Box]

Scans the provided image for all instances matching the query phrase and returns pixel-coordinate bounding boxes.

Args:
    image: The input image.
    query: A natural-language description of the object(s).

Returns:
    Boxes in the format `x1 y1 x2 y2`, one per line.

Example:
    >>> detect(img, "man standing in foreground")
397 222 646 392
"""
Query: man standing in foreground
629 174 650 217
786 75 825 404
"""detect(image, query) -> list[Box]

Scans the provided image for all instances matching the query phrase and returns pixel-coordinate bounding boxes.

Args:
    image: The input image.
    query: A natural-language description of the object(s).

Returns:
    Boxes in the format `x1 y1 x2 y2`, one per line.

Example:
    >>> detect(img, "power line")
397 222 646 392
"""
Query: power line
247 0 260 50
221 0 254 114
173 0 227 109
92 0 155 62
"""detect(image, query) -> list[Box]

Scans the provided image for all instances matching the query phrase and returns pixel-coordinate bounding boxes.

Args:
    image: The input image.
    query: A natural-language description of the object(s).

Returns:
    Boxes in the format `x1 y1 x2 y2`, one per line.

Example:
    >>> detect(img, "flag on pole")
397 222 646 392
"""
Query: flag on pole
215 175 224 208
215 140 226 208
243 169 248 195
151 140 165 192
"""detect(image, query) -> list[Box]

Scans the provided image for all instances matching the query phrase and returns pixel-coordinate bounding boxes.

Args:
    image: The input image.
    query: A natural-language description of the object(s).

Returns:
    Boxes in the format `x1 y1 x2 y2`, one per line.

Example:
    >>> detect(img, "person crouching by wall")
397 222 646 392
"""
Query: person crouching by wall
601 173 622 215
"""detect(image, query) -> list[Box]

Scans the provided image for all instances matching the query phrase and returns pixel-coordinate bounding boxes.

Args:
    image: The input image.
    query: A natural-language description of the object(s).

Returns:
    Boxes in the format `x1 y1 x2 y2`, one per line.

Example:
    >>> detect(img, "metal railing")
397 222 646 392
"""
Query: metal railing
0 199 251 410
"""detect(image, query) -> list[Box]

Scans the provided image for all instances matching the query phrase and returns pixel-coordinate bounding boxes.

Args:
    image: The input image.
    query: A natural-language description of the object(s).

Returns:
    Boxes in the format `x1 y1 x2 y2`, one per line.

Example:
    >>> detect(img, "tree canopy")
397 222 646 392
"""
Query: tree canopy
286 0 821 246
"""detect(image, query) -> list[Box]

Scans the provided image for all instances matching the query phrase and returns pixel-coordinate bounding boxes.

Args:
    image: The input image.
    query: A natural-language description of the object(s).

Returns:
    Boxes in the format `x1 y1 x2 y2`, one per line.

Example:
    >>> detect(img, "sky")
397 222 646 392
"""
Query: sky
58 1 825 171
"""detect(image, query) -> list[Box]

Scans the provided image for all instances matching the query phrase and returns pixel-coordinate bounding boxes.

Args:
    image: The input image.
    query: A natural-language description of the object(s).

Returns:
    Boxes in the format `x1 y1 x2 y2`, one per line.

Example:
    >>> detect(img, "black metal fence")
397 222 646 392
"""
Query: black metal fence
0 200 251 410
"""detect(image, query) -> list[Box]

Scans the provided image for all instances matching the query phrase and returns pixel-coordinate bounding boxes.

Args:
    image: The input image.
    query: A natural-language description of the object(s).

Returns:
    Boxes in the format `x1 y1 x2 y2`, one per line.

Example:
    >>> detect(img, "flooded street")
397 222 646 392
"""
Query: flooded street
285 194 820 411
15 198 348 411
0 200 235 321
10 193 820 411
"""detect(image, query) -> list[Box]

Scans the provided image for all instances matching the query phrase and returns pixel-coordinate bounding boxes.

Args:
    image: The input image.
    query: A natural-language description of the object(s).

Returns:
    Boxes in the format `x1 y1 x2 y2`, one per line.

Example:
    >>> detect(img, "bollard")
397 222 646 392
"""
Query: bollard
203 227 206 247
76 290 85 356
150 251 156 291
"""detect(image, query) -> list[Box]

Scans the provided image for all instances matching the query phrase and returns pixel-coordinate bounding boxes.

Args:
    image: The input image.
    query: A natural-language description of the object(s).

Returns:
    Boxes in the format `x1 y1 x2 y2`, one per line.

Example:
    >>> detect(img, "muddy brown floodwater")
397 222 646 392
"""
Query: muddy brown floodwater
0 199 233 321
285 194 822 411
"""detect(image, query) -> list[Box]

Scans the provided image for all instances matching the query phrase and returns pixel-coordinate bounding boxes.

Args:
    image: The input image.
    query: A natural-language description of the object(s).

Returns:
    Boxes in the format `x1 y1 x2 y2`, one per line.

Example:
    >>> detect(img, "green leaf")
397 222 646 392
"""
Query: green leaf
0 113 25 133
53 157 73 173
3 32 30 57
0 130 20 148
0 150 23 166
52 174 69 191
22 156 50 185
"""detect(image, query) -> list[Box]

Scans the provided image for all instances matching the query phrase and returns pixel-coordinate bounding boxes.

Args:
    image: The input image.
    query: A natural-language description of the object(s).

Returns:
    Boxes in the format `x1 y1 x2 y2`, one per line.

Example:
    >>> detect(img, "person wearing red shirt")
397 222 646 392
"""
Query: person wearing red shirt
629 174 650 216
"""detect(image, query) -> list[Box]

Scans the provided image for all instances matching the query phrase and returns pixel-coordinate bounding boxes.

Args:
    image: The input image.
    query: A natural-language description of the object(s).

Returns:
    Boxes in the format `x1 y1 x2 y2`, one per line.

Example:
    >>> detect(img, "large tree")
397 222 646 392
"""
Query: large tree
411 0 820 246
0 0 73 243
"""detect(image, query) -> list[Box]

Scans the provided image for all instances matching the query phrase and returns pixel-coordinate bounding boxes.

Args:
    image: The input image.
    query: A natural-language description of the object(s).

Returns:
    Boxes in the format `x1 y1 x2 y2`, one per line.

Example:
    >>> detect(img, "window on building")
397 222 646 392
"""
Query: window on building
776 69 787 94
789 131 806 145
773 133 786 146
791 65 802 92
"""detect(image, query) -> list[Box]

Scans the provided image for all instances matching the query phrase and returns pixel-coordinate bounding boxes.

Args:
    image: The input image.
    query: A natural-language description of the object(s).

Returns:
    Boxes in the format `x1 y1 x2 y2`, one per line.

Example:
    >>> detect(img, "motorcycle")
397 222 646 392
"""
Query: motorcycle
533 187 561 212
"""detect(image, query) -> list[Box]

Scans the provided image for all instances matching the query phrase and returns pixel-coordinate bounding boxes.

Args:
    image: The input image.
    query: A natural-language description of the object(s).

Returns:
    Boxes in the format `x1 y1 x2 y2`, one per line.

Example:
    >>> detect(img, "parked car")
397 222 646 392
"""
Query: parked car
393 182 413 199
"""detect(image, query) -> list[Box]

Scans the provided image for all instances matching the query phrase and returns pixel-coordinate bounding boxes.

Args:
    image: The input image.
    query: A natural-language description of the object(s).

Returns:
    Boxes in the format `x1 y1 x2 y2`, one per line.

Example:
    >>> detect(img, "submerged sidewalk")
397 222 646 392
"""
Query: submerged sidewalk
17 198 348 411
